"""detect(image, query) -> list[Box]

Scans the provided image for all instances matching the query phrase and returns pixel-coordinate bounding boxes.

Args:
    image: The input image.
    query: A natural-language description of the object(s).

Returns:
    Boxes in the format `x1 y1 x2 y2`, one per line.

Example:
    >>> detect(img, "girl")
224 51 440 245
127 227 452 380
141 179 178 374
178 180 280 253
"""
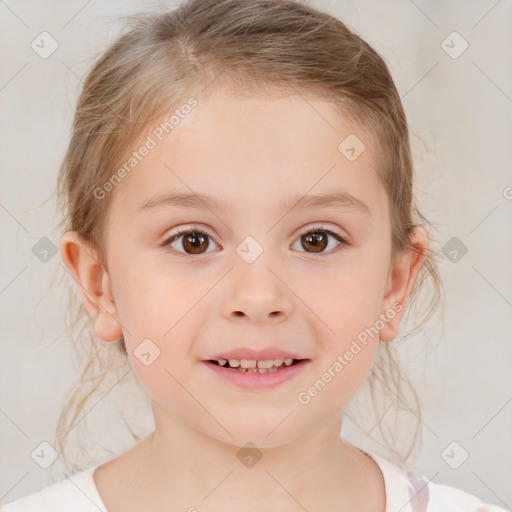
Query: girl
1 0 508 510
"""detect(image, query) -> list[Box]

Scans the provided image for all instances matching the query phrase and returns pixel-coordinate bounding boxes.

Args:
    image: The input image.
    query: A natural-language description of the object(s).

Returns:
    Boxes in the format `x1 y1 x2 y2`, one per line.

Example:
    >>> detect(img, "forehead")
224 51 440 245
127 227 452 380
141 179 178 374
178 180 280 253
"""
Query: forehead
109 88 387 221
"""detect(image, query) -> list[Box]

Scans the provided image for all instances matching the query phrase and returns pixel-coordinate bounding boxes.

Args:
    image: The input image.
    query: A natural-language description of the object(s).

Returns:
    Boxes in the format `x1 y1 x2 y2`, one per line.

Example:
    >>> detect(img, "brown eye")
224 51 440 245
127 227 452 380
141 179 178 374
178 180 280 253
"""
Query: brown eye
301 231 328 253
292 228 346 255
164 226 347 258
166 228 219 256
181 232 209 254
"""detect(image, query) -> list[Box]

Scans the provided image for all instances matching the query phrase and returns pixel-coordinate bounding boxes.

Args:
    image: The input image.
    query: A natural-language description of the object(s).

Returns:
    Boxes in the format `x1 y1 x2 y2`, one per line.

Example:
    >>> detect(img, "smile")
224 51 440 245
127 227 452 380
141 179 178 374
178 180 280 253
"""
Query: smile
202 358 310 390
211 357 300 371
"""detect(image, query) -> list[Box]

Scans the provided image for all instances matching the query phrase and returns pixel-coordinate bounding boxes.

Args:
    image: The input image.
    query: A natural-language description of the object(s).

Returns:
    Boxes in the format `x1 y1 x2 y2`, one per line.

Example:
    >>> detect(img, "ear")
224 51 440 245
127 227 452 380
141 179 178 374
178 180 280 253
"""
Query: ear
379 226 428 342
59 230 123 342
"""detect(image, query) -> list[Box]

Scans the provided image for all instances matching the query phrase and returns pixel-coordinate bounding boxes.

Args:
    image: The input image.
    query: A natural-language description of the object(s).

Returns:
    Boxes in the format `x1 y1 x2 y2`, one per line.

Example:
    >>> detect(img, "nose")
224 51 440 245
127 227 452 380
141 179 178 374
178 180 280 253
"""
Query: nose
221 258 294 325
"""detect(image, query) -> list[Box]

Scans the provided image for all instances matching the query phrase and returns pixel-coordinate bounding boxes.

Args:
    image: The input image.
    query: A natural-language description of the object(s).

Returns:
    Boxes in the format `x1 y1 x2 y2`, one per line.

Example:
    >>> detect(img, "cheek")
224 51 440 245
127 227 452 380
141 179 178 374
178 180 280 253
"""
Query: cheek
309 264 387 342
127 352 200 429
122 303 201 420
113 266 197 381
294 229 389 324
116 262 208 334
300 254 387 396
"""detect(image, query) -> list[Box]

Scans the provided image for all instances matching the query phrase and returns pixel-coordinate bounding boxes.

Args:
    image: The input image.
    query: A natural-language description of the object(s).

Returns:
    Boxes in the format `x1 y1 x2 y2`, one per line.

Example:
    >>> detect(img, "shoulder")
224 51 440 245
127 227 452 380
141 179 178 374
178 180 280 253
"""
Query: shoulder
0 466 107 512
364 451 510 512
408 473 510 512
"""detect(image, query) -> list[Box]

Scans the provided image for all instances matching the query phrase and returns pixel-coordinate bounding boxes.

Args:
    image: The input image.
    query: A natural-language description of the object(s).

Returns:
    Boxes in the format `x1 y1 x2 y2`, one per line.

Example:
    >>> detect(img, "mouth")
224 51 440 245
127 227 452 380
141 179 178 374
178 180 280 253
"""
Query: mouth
202 357 310 390
205 357 306 373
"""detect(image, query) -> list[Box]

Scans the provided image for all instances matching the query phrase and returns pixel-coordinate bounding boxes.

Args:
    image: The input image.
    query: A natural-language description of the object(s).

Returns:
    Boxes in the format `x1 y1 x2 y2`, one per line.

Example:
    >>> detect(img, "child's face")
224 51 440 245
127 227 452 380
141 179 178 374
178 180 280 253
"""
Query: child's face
63 87 425 447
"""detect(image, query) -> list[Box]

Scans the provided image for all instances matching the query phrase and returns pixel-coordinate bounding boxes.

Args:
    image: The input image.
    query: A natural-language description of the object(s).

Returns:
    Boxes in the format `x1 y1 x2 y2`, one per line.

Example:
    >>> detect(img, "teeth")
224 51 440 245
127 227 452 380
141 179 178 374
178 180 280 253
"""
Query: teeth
240 359 257 369
257 360 274 368
219 358 297 370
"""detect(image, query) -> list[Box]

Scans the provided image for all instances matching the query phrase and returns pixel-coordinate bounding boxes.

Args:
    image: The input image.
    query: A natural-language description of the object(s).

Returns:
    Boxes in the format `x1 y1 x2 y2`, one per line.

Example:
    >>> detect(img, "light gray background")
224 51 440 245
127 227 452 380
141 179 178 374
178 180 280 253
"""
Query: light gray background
1 0 511 508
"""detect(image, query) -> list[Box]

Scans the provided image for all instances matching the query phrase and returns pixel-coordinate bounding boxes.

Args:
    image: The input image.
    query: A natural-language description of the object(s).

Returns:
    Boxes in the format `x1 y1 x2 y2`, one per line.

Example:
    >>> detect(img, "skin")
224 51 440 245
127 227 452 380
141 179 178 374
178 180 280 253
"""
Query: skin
60 86 427 512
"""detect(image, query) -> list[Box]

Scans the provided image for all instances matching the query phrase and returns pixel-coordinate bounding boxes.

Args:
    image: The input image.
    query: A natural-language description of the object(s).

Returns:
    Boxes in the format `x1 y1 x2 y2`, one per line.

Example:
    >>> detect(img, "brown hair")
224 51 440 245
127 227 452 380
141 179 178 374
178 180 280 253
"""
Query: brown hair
53 0 444 475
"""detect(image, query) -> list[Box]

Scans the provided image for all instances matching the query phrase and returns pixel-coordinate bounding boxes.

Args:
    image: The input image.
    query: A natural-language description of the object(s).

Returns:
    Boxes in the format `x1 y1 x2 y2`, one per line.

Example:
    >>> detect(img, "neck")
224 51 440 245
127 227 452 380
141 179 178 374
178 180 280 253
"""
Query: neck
129 400 376 511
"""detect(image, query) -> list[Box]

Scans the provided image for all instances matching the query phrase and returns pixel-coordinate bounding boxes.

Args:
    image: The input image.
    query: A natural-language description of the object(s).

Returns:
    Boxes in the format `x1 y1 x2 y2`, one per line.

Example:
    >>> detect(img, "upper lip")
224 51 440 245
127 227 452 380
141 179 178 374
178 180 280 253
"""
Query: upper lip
206 348 307 361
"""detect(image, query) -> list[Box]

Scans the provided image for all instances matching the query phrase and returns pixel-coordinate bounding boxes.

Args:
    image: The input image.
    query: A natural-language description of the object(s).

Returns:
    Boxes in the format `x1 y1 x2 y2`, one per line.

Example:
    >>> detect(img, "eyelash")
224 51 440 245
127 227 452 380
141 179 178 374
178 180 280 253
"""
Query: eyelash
162 224 349 258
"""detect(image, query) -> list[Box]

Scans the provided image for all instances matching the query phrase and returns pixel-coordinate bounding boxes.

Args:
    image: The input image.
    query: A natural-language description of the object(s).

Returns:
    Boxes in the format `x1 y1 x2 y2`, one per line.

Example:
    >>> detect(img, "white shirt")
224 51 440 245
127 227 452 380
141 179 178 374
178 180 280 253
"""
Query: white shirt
1 450 509 511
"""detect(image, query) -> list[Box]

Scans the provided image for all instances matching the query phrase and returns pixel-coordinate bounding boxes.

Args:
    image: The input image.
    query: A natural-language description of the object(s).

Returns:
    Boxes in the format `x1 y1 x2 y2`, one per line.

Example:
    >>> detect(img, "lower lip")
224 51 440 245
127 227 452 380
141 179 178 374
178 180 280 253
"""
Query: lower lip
202 360 310 390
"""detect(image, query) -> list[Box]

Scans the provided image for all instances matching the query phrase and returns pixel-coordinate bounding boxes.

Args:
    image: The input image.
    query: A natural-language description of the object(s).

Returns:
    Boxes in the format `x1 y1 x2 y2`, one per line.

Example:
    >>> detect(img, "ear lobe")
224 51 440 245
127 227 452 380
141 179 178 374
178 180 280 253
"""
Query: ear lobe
59 230 123 342
379 226 428 342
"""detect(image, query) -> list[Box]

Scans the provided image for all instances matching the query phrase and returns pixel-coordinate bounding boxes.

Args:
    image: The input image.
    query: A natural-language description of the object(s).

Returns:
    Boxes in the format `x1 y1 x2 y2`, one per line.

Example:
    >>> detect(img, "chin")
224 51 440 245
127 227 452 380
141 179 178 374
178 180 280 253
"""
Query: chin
207 418 300 450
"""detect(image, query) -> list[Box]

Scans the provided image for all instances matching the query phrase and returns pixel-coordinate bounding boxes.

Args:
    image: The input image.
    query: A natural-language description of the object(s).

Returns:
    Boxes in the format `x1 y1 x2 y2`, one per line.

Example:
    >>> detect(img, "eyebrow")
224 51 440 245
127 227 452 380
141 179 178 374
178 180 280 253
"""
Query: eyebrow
138 190 371 215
